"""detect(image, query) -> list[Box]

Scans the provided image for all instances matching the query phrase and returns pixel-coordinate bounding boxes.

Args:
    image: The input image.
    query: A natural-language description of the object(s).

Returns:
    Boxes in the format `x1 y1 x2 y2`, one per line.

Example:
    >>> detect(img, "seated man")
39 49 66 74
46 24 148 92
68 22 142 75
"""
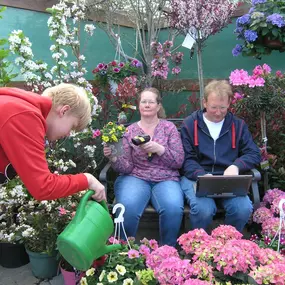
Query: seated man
180 80 261 232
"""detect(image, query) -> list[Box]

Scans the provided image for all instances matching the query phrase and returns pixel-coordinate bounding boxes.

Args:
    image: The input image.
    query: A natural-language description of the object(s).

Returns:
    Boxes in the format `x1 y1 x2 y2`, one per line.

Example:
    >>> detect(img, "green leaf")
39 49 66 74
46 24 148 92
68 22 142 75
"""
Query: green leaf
272 28 279 37
0 38 7 46
0 49 9 59
262 28 269 36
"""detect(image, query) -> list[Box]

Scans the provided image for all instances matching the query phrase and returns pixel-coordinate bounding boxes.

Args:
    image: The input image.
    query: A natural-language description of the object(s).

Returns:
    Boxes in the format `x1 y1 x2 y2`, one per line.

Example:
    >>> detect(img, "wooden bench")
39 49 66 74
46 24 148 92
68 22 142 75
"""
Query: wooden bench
99 118 261 230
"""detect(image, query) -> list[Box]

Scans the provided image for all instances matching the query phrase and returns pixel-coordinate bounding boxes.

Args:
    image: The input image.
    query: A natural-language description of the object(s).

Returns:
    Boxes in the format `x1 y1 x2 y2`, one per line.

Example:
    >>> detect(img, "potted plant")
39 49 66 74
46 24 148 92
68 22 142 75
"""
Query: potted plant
232 0 285 59
100 122 127 156
250 188 285 255
79 237 158 285
146 225 285 284
0 178 30 268
229 64 285 189
17 192 83 279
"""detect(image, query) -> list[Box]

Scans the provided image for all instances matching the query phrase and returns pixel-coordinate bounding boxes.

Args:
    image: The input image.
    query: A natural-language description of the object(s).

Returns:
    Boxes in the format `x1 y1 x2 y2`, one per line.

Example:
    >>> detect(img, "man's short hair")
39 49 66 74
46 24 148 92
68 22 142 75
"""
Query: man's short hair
204 80 233 102
42 83 91 131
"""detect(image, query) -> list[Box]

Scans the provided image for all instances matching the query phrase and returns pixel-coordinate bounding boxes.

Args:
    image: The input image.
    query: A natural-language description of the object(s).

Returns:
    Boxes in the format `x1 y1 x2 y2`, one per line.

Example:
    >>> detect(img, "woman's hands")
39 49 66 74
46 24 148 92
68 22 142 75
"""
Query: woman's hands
83 173 106 202
103 144 117 162
139 141 165 156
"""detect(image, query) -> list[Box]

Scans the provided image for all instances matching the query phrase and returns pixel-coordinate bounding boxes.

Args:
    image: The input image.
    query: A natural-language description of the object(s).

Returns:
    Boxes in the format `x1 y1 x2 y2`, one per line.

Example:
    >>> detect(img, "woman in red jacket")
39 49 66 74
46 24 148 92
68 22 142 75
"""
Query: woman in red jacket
0 83 105 201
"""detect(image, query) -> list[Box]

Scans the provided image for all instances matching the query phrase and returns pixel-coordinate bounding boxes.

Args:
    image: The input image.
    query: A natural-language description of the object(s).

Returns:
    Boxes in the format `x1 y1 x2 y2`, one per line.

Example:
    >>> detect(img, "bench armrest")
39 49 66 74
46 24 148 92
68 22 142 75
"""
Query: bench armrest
99 161 112 196
248 168 261 210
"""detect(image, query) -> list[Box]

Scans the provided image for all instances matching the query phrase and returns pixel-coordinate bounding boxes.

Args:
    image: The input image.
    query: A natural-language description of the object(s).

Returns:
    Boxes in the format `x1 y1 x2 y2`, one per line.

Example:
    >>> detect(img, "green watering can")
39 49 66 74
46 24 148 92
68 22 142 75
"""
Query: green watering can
57 190 122 271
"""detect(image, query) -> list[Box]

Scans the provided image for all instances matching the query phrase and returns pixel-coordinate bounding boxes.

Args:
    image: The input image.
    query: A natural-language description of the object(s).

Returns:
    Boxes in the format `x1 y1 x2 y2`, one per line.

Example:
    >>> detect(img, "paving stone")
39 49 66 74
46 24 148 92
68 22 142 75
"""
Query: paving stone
0 264 64 285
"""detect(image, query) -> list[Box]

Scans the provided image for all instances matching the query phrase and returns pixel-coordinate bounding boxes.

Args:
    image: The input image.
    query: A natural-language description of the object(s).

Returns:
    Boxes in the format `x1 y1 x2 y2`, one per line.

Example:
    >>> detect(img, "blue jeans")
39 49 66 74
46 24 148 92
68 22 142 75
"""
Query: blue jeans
114 175 184 246
180 176 253 232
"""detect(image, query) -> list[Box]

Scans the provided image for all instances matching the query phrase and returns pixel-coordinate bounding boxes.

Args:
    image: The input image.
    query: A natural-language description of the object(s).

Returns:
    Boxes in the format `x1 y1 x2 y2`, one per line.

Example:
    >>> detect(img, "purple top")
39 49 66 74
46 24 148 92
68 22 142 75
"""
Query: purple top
111 119 184 182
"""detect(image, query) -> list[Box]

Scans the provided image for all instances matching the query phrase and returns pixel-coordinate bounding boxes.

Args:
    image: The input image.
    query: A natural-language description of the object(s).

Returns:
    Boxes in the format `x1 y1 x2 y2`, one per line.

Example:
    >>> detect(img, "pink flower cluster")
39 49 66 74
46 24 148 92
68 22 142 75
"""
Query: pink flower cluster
151 40 173 79
171 51 184 75
145 225 285 284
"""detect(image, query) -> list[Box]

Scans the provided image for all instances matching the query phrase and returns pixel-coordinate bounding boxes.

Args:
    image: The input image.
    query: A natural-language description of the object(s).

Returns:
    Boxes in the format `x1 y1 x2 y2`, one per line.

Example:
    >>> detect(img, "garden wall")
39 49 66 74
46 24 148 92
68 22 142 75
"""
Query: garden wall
0 5 284 116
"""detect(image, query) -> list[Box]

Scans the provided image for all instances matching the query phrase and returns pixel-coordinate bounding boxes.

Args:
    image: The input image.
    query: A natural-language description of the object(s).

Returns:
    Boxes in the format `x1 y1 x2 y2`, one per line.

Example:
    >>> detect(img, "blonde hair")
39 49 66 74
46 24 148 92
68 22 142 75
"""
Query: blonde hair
42 83 91 131
204 80 233 103
138 87 166 119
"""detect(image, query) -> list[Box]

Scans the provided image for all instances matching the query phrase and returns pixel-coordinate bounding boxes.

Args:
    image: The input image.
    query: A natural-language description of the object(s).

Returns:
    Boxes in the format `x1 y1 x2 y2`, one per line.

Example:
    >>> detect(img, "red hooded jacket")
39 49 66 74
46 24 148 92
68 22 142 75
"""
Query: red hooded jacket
0 87 88 200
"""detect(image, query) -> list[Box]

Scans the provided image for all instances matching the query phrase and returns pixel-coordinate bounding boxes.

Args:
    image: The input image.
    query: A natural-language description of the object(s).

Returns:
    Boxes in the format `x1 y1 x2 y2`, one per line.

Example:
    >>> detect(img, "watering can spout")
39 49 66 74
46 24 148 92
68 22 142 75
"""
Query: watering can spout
104 244 122 255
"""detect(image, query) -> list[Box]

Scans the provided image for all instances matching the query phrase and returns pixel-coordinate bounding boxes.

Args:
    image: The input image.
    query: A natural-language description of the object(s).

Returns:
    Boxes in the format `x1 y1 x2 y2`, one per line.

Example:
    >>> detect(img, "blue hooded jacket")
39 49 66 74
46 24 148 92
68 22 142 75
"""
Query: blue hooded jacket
181 110 261 181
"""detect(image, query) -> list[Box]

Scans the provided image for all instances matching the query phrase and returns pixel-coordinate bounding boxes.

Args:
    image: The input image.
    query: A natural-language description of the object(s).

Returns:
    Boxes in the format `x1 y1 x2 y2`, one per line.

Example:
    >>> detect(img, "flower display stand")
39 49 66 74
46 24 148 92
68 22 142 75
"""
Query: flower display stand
0 242 29 268
26 249 59 279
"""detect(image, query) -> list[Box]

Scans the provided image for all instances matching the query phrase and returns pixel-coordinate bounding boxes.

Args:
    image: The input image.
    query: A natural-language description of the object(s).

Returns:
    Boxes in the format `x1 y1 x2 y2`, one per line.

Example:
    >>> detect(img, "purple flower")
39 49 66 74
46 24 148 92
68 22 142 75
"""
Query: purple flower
244 30 258 42
252 0 267 5
237 14 250 26
232 44 243 56
249 7 255 14
97 63 105 70
267 13 285 28
131 59 142 67
113 67 120 73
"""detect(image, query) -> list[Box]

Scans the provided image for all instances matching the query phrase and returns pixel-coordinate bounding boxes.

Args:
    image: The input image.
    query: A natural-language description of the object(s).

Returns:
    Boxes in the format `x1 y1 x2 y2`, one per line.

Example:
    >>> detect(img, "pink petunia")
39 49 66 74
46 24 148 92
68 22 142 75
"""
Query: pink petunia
128 249 139 259
92 129 101 138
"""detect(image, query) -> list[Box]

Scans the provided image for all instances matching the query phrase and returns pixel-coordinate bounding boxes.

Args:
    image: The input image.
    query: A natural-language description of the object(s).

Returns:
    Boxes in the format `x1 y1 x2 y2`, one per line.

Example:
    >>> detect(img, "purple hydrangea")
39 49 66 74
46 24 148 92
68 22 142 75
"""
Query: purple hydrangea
244 30 258 42
232 44 243 56
237 14 251 26
252 0 267 5
249 7 255 14
267 13 285 28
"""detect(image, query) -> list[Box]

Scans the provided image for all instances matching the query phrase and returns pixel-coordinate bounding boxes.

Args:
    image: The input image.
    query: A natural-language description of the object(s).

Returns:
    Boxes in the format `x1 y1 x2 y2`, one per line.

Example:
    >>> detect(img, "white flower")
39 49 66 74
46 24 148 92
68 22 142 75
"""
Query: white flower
68 160 76 168
116 264 126 275
107 271 118 283
84 24 96 36
86 267 95 276
99 270 105 281
80 277 87 285
123 278 133 285
78 55 85 61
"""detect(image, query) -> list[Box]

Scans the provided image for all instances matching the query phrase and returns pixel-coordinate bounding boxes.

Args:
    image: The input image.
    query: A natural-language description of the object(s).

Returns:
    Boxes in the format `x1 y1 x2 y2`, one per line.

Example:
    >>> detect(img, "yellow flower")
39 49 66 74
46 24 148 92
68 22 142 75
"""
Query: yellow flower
115 264 126 275
99 270 105 282
107 271 118 283
123 278 134 285
111 134 118 142
86 267 95 276
102 135 109 142
108 122 114 126
118 125 123 131
80 277 88 285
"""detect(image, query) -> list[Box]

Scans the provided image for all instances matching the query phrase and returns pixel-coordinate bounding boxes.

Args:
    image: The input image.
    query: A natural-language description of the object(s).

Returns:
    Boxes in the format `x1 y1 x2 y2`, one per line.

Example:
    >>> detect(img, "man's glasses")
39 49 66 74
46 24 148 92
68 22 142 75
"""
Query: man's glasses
140 100 158 105
0 163 17 185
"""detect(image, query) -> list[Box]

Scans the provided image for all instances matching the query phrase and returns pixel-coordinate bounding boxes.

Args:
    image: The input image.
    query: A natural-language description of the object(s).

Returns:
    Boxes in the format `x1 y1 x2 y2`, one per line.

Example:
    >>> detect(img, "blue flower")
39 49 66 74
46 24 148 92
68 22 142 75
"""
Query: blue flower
232 44 243 56
244 30 258 42
234 27 243 35
252 0 267 5
237 14 251 26
267 13 285 28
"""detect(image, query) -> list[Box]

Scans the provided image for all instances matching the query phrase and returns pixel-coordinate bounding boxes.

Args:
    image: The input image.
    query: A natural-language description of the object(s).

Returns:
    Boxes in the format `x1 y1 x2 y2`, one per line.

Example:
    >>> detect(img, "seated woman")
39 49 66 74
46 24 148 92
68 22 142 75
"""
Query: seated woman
103 87 184 246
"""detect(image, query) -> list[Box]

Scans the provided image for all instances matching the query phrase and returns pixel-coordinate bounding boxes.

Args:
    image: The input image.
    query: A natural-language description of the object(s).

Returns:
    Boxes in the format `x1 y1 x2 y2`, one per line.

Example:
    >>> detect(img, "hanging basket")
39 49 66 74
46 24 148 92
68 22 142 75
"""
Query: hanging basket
263 37 285 51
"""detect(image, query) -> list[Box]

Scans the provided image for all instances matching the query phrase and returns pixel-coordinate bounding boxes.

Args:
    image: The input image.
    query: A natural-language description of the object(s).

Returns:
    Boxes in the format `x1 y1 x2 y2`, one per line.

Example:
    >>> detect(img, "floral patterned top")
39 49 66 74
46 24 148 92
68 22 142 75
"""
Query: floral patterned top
111 120 184 182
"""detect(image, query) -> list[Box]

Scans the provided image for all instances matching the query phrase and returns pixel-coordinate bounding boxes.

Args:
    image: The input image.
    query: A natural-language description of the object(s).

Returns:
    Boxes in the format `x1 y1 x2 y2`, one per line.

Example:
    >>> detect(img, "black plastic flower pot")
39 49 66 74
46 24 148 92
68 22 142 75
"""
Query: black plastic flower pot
0 242 30 268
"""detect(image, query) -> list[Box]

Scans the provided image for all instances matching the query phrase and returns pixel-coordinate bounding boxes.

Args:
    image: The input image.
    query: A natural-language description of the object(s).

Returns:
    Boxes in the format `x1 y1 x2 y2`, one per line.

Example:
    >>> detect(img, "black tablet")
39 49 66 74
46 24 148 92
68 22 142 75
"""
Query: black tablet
196 175 252 198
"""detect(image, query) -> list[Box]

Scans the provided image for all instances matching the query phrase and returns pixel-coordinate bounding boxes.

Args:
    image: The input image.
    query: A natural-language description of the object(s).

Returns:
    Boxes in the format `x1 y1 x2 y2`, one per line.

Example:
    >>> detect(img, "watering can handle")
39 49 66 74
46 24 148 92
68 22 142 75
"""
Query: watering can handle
73 190 109 223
